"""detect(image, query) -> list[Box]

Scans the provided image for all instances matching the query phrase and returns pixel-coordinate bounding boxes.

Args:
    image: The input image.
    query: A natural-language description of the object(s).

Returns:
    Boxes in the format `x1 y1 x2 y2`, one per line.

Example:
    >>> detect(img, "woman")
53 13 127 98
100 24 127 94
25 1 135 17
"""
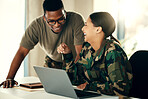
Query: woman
57 12 133 96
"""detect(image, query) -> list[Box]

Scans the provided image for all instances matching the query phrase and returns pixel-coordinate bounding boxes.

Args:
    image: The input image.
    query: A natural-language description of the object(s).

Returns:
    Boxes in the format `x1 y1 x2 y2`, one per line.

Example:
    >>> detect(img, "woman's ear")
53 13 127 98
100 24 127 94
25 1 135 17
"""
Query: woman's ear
96 27 102 34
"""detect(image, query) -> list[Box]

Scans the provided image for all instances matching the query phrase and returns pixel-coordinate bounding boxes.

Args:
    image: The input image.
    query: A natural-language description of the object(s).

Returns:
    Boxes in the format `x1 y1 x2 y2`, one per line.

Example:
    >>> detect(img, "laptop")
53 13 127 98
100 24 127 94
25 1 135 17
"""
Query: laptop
33 66 101 99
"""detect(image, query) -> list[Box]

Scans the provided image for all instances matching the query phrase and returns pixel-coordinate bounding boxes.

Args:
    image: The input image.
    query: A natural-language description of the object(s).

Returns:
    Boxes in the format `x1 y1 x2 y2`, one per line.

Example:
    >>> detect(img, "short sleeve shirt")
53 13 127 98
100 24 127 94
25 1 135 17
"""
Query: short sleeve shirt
20 12 84 62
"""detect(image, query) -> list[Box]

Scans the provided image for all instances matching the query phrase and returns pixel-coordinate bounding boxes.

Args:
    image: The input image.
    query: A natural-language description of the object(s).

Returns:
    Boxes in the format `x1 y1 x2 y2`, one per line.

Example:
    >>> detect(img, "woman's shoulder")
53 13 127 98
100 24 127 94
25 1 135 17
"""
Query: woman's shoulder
80 42 92 56
105 39 128 58
106 39 122 52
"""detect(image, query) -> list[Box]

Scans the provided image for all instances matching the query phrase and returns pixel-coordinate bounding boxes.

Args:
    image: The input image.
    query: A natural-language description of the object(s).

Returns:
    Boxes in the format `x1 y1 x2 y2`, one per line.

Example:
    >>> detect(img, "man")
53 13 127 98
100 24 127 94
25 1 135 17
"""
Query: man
0 0 84 88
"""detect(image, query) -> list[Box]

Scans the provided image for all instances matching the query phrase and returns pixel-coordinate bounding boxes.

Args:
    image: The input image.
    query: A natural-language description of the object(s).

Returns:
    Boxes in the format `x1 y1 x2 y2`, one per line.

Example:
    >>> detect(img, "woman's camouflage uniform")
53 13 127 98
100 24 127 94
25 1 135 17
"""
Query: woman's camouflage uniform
63 39 133 96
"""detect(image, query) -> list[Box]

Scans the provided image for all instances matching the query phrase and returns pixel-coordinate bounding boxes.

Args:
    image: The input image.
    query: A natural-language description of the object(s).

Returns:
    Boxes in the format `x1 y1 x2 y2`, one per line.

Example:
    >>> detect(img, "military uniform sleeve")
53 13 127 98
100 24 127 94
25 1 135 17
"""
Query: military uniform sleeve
63 52 87 85
72 13 84 45
84 48 132 96
106 50 132 96
63 53 77 84
20 20 40 50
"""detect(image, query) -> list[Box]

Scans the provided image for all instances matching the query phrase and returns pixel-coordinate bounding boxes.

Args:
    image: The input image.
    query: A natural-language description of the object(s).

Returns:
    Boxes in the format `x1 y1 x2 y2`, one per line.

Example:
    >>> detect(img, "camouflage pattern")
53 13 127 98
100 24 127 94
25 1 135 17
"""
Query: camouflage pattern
63 39 133 96
44 55 63 69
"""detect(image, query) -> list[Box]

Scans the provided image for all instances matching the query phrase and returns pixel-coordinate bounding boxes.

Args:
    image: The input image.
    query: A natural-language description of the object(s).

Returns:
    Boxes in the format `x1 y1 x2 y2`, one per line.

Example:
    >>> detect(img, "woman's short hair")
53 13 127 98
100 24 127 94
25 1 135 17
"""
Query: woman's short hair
43 0 64 13
90 12 115 38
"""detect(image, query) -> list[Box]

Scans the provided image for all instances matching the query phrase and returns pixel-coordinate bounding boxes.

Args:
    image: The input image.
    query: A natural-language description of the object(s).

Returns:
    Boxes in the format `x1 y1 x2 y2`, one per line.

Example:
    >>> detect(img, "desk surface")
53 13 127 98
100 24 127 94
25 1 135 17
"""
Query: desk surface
0 76 119 99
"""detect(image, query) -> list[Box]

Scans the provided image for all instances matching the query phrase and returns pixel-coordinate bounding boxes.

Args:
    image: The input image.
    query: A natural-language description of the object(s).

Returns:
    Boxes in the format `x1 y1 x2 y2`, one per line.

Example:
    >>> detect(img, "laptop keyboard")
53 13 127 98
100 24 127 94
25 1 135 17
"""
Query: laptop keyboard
74 89 101 98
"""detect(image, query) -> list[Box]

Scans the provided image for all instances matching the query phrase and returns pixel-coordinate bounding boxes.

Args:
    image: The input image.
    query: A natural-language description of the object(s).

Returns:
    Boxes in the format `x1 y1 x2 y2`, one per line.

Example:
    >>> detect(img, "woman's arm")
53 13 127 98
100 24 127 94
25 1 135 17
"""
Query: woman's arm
85 50 132 96
57 43 85 85
74 45 82 63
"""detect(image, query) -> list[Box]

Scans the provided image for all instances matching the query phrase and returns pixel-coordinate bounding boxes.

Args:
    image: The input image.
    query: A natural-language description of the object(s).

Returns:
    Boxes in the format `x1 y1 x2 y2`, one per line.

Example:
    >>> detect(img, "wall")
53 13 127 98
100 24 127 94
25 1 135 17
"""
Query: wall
63 0 93 21
75 0 93 21
26 0 45 76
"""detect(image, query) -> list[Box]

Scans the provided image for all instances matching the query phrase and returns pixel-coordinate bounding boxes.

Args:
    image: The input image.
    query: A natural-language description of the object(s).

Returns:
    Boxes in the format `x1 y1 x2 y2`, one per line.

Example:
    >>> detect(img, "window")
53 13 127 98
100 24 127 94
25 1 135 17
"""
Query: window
94 0 148 57
119 0 148 56
0 0 25 80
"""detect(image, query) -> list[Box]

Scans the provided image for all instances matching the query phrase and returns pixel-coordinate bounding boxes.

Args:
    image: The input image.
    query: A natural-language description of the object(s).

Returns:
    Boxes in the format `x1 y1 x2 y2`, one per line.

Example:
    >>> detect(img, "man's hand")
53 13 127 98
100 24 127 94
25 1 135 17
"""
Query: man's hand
77 82 88 90
57 43 71 54
0 79 18 88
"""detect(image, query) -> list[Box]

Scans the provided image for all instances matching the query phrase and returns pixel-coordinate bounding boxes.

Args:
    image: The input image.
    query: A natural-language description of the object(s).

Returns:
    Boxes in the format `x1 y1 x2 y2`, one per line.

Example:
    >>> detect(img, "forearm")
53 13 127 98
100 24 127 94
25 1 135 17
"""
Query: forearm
74 45 82 63
96 80 130 96
84 71 131 96
86 73 131 95
7 53 25 79
63 53 78 84
7 46 29 79
63 53 74 71
85 81 115 95
63 53 86 85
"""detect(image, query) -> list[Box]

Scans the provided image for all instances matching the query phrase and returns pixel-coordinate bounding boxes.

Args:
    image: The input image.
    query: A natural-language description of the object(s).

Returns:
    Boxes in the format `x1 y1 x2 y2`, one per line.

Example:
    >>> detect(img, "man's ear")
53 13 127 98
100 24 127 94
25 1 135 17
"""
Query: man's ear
96 27 102 34
43 16 45 21
43 14 46 22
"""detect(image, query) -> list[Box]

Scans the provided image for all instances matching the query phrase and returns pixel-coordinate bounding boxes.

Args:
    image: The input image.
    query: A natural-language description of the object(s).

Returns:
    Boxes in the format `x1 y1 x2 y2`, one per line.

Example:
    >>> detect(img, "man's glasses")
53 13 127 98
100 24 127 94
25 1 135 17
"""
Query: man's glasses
44 14 66 26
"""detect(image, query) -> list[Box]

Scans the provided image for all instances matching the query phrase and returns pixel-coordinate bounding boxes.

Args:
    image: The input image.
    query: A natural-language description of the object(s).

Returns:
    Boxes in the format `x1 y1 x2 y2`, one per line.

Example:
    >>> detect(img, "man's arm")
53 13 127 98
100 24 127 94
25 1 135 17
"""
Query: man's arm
7 46 29 79
74 45 82 63
0 46 29 88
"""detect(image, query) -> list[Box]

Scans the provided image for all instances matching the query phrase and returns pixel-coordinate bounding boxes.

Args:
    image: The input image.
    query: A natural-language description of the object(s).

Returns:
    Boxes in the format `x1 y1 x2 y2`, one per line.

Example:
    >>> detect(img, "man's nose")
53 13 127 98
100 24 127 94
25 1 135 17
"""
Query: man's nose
54 21 60 27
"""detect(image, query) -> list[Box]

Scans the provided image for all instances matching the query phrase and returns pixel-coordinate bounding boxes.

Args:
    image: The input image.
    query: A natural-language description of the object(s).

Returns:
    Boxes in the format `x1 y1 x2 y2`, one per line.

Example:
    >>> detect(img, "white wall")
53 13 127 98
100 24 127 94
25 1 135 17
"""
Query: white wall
75 0 93 21
0 0 25 80
63 0 93 20
62 0 75 11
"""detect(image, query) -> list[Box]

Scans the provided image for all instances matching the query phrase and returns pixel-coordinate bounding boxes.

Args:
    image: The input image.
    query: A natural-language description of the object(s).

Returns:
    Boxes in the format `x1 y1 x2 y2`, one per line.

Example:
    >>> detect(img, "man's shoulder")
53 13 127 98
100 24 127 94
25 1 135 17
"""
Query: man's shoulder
67 11 82 16
67 11 84 20
66 11 84 28
27 15 44 28
34 15 44 24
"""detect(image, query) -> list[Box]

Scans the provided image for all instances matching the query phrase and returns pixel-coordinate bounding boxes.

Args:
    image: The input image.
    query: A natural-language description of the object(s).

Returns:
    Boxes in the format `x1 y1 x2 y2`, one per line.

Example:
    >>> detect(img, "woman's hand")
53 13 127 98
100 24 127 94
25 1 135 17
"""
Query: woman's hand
57 43 71 54
77 82 88 90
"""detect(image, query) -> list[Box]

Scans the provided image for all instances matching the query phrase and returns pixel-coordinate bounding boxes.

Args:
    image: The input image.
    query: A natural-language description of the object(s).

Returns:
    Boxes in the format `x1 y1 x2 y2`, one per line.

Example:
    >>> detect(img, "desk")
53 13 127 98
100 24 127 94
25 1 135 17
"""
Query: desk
0 76 119 99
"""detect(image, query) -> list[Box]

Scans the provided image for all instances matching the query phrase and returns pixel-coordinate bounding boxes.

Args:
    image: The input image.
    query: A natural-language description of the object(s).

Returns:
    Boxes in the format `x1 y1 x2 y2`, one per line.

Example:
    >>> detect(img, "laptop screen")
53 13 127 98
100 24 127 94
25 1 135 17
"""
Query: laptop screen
33 66 101 98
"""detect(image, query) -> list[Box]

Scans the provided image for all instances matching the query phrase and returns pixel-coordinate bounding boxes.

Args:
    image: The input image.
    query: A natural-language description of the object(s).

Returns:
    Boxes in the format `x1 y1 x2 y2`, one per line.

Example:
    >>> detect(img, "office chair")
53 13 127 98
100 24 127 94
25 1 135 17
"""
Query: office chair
128 50 148 98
